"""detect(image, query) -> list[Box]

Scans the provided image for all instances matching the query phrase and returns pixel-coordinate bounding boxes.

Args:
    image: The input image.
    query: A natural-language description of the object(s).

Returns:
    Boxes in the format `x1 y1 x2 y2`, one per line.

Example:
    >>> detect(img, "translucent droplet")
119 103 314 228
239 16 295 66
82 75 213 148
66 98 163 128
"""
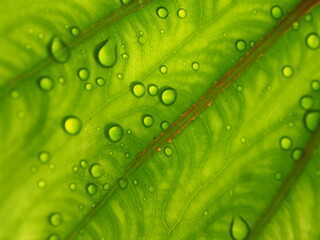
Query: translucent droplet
58 77 65 84
177 8 187 19
160 29 165 34
161 121 170 131
138 36 145 45
241 137 247 144
73 166 79 173
127 129 132 135
130 81 145 98
96 77 106 86
119 178 128 189
39 151 50 163
279 136 293 151
292 148 303 161
142 114 154 127
292 21 300 30
89 164 103 178
117 73 123 80
304 13 313 22
37 179 46 189
311 80 320 91
159 65 168 74
164 146 173 156
133 179 139 185
62 116 82 135
306 33 320 49
49 213 63 227
230 216 250 240
226 124 232 131
105 123 124 142
80 160 88 169
299 95 314 110
84 83 93 91
78 68 89 81
122 53 129 60
87 183 98 195
237 85 243 92
95 39 118 68
156 7 169 19
281 65 294 78
270 5 283 19
49 36 70 63
159 87 177 106
38 77 54 91
274 172 283 181
235 40 247 52
304 111 320 132
249 41 255 47
203 210 209 216
10 89 19 99
70 27 80 36
48 234 60 240
192 62 200 71
125 152 130 159
69 183 77 191
103 183 110 191
148 84 159 96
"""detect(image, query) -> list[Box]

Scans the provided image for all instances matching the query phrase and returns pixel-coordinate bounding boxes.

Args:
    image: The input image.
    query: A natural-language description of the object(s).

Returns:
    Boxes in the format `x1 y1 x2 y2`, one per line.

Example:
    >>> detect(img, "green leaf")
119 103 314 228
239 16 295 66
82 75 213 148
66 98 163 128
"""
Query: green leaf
0 0 320 240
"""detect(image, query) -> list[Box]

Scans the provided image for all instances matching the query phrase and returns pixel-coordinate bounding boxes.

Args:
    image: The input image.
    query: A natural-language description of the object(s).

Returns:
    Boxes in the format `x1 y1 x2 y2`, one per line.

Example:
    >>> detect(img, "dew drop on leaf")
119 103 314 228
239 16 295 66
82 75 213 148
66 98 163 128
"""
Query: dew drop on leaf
291 148 303 161
130 81 145 98
87 183 98 195
117 73 124 80
274 172 283 181
95 39 117 68
122 53 129 60
47 234 60 240
133 179 138 185
279 136 293 151
241 137 247 144
304 110 320 132
270 5 283 19
49 213 63 227
69 183 77 191
138 36 145 45
62 116 82 135
230 216 250 240
304 13 313 22
164 146 173 156
125 152 130 159
142 114 154 128
58 77 65 84
203 210 209 216
73 166 79 173
120 0 132 5
10 89 19 99
37 179 46 189
192 61 200 71
156 7 169 19
103 183 110 191
226 124 232 131
306 33 320 49
49 36 70 63
78 68 90 81
148 186 155 193
235 39 247 52
299 95 314 110
39 151 50 164
119 178 128 189
177 8 187 19
159 87 177 106
38 77 54 91
237 85 243 92
96 77 105 86
281 65 294 78
159 65 168 74
70 27 80 36
80 160 88 169
127 129 132 135
89 163 103 178
161 121 170 131
84 83 93 91
292 21 300 30
311 80 320 91
147 84 159 96
104 123 124 142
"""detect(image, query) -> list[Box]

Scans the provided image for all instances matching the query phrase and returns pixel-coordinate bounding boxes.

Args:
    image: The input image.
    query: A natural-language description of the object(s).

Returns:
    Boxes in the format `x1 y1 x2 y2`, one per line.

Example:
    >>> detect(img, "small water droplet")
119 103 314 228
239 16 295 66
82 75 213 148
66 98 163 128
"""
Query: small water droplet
70 27 80 36
160 29 165 34
87 183 98 195
125 152 130 159
274 172 283 181
10 89 19 99
279 136 293 151
147 84 159 96
304 110 320 132
311 80 320 91
270 5 283 19
177 8 187 19
121 0 132 4
58 77 65 84
69 183 77 191
306 33 320 49
119 178 128 189
38 77 54 91
156 7 169 19
161 121 170 131
138 36 145 45
133 179 139 185
235 40 247 52
237 85 243 92
96 77 105 86
164 146 173 156
78 68 89 81
39 151 50 163
304 13 313 22
48 234 60 240
62 116 82 135
127 129 132 135
84 83 93 91
291 148 303 161
79 204 84 210
299 95 314 110
73 166 79 173
292 21 300 30
37 179 46 189
122 53 129 60
148 186 155 193
117 73 123 80
203 210 209 216
159 65 168 74
80 160 88 169
49 213 62 227
281 65 294 78
142 114 154 128
192 62 200 71
130 81 145 98
159 87 177 106
230 216 250 240
49 36 70 63
104 123 124 142
226 124 232 131
95 38 117 68
241 137 247 144
103 183 110 191
89 163 103 178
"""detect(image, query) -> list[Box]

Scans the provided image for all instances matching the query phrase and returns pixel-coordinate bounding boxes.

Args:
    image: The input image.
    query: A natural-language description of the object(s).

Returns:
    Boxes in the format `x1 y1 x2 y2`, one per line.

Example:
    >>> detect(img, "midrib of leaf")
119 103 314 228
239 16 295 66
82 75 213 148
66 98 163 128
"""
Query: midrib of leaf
63 0 320 239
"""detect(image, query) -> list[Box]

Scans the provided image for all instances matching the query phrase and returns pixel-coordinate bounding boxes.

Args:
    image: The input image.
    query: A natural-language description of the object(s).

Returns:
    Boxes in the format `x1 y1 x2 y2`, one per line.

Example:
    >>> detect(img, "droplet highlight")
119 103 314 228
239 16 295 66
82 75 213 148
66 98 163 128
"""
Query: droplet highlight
148 84 159 96
78 68 89 81
235 40 247 52
87 183 98 195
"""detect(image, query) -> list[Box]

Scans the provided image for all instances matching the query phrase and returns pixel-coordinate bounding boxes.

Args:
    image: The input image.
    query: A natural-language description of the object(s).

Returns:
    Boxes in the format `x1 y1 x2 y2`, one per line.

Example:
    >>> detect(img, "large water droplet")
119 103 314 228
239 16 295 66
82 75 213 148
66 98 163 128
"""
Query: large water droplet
49 213 63 227
119 178 128 189
292 148 303 161
148 84 159 96
37 179 46 189
304 110 320 132
105 123 124 142
230 216 250 240
78 68 89 81
281 65 294 78
159 65 168 74
38 77 54 91
48 234 60 240
270 5 283 19
142 114 154 127
39 151 50 164
164 146 173 156
192 62 200 71
49 36 70 63
96 77 105 86
311 80 320 91
156 7 169 19
89 164 103 178
87 183 98 195
306 33 320 49
177 8 187 19
130 81 145 98
235 40 247 52
62 116 82 135
279 136 293 150
70 27 80 36
299 95 314 110
159 87 177 106
95 38 117 68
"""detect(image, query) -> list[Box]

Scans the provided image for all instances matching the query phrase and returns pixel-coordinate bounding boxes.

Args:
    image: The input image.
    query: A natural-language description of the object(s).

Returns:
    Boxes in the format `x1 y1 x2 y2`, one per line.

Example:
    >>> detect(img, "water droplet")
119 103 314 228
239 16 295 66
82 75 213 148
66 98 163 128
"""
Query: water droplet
122 53 129 60
292 148 303 161
274 172 283 181
78 68 89 81
58 77 65 84
121 0 132 4
39 151 50 163
237 85 243 92
270 5 283 19
203 210 209 216
130 81 145 98
299 95 314 110
161 121 170 131
62 116 82 135
95 39 117 68
48 234 60 240
49 36 70 63
103 183 110 191
160 29 165 34
125 152 130 159
49 213 63 227
159 87 177 106
159 65 168 74
96 77 105 86
230 216 250 240
226 124 232 131
192 62 200 71
138 36 145 45
304 110 320 132
73 166 79 173
164 146 173 156
10 89 19 99
142 114 154 127
79 204 84 210
89 164 103 178
117 73 123 80
235 40 247 52
249 41 255 47
311 80 320 91
119 178 128 189
177 8 187 19
38 77 54 91
279 136 293 151
127 129 132 135
147 84 159 96
148 186 155 193
70 27 80 36
306 33 320 49
281 65 294 78
87 183 98 195
84 83 93 91
304 13 313 22
80 160 88 169
156 7 169 19
133 179 139 185
69 183 77 191
292 21 300 30
37 179 46 189
105 123 124 142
